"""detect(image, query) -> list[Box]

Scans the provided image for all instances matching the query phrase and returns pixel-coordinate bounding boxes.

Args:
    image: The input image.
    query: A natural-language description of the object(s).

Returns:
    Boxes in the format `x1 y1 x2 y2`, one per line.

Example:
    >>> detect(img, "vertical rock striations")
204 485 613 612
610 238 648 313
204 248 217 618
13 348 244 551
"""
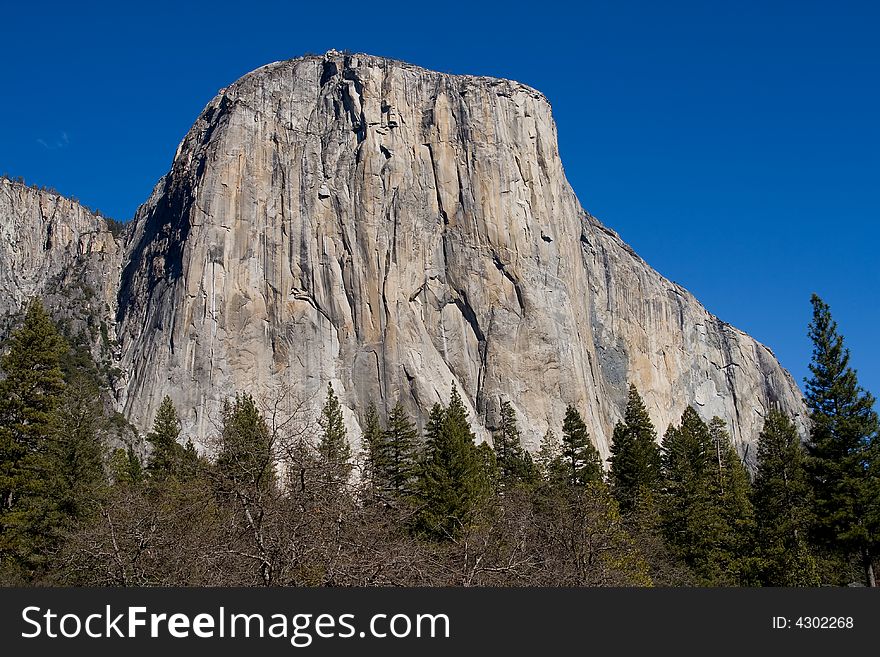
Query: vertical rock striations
0 178 123 368
2 52 807 461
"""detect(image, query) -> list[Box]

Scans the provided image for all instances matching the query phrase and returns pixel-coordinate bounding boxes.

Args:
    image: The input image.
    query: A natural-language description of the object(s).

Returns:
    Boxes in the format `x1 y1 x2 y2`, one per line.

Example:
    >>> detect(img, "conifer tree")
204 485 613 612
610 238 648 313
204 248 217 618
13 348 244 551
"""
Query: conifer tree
51 375 108 521
361 401 384 494
0 300 67 499
317 383 352 487
608 385 662 513
536 428 567 487
380 402 419 497
707 417 755 583
417 387 492 537
0 299 68 572
217 393 274 492
109 447 143 486
752 409 819 585
492 400 536 487
804 294 879 586
561 405 602 486
179 439 201 481
660 407 739 585
146 396 183 480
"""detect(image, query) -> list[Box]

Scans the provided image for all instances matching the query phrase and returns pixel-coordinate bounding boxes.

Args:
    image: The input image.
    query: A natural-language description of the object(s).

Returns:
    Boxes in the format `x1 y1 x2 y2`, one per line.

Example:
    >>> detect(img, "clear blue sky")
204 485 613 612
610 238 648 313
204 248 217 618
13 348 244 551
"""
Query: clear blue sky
2 0 877 399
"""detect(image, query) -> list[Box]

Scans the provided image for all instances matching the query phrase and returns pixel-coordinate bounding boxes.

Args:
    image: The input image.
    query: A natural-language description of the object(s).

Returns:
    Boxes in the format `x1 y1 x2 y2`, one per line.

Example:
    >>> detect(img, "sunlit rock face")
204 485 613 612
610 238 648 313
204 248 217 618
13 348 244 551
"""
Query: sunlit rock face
2 52 806 461
0 178 123 369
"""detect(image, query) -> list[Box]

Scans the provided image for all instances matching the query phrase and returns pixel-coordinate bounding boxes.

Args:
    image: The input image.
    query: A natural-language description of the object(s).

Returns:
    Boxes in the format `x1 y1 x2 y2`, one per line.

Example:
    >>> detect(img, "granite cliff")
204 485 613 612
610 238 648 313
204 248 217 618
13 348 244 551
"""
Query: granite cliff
0 178 124 373
1 52 807 461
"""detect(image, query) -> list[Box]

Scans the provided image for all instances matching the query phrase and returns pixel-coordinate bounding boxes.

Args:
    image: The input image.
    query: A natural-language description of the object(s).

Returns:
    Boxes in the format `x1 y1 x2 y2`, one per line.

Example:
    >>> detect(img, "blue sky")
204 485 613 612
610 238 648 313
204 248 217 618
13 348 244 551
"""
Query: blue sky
2 0 877 398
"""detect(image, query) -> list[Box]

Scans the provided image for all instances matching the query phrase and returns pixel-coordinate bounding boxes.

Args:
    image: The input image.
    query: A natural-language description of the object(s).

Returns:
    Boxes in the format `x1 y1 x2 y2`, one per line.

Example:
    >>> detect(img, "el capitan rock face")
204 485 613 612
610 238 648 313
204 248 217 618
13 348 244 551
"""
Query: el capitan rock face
3 52 806 460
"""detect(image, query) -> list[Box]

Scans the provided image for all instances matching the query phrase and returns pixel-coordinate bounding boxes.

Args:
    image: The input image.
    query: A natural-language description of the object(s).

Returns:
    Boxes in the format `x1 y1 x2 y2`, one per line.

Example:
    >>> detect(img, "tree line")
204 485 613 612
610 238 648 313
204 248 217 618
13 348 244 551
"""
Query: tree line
0 295 877 586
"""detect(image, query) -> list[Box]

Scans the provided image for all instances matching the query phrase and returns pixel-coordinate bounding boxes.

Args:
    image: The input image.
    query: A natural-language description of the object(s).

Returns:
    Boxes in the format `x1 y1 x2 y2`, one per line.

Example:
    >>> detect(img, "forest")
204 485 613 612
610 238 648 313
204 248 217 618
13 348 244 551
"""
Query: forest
0 295 877 587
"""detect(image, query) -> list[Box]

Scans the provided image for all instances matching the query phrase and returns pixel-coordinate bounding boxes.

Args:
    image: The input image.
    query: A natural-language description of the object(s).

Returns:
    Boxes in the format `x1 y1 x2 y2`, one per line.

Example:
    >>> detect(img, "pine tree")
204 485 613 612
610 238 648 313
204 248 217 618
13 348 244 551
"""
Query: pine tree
146 397 200 483
216 393 274 492
707 417 755 583
51 375 108 521
361 401 384 495
660 407 741 585
492 400 536 487
180 439 201 480
804 294 879 586
608 385 662 513
416 386 493 537
146 396 182 480
317 383 352 487
109 447 143 486
752 409 819 586
380 402 419 497
536 428 567 487
561 405 602 486
0 300 67 500
0 299 68 573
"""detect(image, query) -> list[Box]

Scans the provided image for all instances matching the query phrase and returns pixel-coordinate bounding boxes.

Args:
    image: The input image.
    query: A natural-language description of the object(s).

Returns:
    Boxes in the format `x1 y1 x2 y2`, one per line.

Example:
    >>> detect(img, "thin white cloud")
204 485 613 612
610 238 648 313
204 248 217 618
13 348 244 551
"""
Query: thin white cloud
36 131 70 150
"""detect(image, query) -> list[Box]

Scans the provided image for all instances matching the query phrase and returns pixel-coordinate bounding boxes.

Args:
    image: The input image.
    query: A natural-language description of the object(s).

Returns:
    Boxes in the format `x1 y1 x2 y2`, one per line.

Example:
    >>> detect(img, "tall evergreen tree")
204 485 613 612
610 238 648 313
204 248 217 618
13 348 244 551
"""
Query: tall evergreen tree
416 387 493 537
560 405 602 486
216 393 274 493
660 407 745 585
492 400 536 487
317 383 352 487
0 299 68 573
380 402 419 497
51 375 108 521
707 417 756 583
361 401 384 495
608 385 662 513
536 428 567 487
147 396 184 480
752 409 819 586
804 294 879 586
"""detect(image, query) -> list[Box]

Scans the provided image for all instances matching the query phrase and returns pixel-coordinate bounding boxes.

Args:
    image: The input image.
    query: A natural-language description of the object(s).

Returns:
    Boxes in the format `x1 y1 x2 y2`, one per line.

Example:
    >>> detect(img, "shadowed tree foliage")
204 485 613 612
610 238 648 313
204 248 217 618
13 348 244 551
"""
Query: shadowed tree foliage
379 402 420 498
109 447 144 487
317 383 352 487
146 396 199 482
707 417 756 584
492 400 537 489
360 401 384 495
216 393 274 494
804 294 879 586
51 374 108 519
660 407 753 585
0 300 69 577
609 385 662 514
752 409 819 586
416 387 496 538
560 405 602 486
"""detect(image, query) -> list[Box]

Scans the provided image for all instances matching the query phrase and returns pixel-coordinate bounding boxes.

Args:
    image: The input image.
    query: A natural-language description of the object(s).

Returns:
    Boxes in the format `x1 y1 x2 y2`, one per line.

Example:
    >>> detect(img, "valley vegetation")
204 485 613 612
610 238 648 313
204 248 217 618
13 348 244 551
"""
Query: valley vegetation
0 296 877 587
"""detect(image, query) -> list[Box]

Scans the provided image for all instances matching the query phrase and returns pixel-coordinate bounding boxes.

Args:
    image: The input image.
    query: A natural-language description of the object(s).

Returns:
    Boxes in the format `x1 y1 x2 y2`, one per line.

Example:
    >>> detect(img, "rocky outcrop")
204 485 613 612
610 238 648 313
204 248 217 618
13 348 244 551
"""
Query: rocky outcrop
0 178 124 367
112 51 806 461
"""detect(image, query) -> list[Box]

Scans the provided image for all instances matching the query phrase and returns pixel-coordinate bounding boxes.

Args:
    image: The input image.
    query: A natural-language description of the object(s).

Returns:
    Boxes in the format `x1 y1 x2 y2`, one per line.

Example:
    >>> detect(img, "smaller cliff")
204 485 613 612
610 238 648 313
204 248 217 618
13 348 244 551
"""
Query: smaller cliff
0 177 125 377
